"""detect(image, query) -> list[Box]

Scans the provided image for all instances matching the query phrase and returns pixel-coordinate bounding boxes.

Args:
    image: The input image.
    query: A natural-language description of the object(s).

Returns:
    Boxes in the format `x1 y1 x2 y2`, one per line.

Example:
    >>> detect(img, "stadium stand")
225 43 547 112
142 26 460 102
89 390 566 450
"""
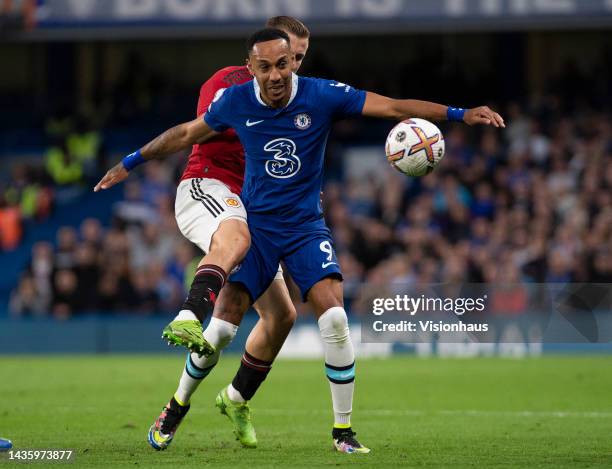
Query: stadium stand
3 102 611 318
1 34 611 318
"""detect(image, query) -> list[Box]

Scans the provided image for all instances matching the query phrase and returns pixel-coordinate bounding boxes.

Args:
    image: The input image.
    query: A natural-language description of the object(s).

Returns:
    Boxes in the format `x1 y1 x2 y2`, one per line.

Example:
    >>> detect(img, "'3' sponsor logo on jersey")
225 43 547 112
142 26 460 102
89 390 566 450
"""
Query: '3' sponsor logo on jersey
263 138 301 179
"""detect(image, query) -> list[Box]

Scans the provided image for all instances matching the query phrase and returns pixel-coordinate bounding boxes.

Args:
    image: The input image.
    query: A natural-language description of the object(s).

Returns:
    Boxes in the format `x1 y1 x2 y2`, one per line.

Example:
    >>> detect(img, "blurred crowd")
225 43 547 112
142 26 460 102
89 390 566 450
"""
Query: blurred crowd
7 101 612 318
9 161 197 319
0 164 52 251
337 102 612 312
0 113 104 251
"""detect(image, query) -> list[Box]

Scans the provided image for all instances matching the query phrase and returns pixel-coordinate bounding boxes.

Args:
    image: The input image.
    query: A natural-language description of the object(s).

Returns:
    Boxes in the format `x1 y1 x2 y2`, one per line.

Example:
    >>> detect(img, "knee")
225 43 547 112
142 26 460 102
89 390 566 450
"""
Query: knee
258 303 297 332
210 221 250 261
307 278 344 314
229 223 250 259
317 306 350 343
278 304 297 330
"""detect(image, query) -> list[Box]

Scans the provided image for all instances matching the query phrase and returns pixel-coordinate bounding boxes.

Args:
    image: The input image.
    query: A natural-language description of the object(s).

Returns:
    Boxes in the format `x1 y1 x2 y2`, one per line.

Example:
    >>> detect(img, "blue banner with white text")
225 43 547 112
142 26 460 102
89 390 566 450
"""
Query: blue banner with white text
26 0 612 32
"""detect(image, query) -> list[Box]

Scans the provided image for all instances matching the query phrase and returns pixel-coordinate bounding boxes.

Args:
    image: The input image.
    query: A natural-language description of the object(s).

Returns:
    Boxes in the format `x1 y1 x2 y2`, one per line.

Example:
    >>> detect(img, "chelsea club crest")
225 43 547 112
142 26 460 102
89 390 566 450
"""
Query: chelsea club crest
294 113 312 130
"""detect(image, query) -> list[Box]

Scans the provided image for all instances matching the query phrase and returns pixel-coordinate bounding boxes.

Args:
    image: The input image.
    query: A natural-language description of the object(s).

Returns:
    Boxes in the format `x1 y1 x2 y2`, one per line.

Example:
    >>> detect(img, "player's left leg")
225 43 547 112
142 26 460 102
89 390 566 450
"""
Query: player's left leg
210 228 283 448
282 233 369 454
221 276 296 412
165 178 250 356
212 282 263 448
307 278 370 454
226 270 296 402
222 231 370 453
215 276 297 446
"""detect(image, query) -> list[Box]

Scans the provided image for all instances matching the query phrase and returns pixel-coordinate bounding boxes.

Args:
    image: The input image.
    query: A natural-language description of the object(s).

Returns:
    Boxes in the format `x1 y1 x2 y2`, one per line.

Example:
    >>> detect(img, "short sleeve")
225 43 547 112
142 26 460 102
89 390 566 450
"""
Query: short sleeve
203 86 232 132
196 75 222 117
196 67 248 117
318 79 367 118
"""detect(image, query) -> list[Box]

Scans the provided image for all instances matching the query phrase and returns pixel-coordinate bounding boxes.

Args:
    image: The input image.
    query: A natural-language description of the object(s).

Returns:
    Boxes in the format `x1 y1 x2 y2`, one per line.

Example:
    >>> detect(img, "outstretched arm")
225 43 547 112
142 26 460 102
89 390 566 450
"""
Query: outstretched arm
361 92 505 128
93 117 218 192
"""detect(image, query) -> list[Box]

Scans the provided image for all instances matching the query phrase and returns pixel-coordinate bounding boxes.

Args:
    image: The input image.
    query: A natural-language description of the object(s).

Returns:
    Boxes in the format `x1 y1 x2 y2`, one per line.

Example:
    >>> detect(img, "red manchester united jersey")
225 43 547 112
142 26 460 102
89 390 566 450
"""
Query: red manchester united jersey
180 66 252 194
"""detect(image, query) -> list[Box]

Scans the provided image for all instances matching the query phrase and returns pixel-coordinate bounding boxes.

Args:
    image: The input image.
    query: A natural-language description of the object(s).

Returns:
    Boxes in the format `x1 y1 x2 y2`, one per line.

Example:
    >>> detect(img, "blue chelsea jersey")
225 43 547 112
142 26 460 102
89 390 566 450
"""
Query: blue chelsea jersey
204 73 366 226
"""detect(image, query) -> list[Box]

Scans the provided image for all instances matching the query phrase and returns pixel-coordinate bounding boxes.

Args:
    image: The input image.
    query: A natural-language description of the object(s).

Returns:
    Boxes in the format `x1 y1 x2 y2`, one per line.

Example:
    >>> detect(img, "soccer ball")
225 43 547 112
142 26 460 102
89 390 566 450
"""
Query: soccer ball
0 438 12 451
385 118 445 177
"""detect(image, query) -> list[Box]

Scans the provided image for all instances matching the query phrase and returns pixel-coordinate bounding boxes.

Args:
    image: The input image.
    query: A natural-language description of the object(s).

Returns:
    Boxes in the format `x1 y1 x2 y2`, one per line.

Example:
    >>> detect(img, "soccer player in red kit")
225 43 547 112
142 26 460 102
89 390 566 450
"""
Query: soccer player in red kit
95 17 310 450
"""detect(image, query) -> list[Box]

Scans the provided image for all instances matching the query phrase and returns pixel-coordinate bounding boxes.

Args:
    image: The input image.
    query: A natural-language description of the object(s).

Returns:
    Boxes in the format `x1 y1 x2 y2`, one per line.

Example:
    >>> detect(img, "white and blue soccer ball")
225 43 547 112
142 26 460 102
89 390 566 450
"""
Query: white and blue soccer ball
385 118 445 177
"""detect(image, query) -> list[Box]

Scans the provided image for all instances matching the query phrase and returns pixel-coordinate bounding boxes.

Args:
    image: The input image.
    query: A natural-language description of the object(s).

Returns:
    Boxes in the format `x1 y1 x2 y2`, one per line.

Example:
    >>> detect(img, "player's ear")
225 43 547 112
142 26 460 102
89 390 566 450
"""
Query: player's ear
246 58 255 77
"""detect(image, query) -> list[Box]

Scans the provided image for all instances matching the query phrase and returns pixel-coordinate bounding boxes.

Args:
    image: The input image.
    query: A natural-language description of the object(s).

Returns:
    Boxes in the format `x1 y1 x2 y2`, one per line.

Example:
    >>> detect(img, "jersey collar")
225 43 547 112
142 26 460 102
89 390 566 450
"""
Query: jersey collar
253 73 299 108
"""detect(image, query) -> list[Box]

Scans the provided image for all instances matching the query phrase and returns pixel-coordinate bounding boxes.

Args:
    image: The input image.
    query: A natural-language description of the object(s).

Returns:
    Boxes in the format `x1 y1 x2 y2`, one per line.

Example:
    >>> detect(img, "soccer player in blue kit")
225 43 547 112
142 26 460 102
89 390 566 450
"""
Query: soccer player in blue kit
99 28 504 453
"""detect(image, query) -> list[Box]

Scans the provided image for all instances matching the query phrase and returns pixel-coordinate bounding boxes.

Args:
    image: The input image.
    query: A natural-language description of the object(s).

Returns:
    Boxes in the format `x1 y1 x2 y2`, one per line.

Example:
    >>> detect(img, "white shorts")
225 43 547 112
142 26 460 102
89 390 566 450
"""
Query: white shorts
175 177 247 254
175 177 283 280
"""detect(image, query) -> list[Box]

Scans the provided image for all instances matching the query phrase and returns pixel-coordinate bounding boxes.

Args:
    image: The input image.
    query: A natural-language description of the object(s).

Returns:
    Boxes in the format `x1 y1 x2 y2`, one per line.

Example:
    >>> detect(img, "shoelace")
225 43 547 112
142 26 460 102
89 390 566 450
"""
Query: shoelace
159 406 183 435
236 403 252 421
337 431 360 447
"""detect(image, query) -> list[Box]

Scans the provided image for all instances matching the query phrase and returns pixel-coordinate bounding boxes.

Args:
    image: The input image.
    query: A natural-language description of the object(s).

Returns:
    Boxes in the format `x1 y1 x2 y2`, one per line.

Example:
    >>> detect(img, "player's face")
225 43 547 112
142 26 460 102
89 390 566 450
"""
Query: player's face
248 39 293 107
284 32 309 72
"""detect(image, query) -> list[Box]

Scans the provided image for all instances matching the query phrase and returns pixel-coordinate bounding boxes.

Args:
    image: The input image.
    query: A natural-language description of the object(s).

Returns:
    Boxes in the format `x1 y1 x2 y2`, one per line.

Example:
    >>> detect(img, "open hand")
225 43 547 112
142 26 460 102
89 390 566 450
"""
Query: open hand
93 163 129 192
464 106 505 128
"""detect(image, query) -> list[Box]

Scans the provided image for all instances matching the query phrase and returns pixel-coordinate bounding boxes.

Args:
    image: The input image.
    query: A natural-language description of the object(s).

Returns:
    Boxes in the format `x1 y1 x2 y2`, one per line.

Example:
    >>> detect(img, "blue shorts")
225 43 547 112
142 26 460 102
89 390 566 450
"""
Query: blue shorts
230 217 342 302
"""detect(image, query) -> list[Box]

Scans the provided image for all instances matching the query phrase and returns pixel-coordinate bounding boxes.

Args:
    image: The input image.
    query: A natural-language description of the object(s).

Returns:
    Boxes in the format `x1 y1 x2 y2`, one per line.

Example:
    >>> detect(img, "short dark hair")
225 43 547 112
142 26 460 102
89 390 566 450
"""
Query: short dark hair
246 28 290 54
266 16 310 39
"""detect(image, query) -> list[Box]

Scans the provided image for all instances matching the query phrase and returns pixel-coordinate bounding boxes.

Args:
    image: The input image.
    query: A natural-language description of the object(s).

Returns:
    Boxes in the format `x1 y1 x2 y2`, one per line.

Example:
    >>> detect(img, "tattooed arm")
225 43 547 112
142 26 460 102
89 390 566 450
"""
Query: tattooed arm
140 118 217 159
94 117 218 192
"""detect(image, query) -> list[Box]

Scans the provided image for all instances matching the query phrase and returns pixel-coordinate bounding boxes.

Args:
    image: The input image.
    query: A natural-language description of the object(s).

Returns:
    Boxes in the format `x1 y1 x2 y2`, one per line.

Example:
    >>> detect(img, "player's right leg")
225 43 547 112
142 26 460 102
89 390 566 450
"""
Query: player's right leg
150 223 279 451
247 272 297 362
147 178 249 451
172 280 252 407
163 178 249 355
149 283 251 451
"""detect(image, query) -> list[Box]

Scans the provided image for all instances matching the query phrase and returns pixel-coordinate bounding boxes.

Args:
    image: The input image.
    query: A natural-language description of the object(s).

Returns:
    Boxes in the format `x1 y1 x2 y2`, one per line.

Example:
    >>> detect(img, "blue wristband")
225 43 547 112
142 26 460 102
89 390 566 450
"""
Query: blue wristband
447 106 466 122
121 149 145 171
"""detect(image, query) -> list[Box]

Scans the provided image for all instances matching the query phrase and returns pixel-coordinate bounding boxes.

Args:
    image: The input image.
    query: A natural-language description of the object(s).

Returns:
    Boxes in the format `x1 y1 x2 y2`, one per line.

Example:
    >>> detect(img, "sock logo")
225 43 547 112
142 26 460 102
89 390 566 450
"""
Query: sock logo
208 289 217 305
325 362 355 384
182 264 227 321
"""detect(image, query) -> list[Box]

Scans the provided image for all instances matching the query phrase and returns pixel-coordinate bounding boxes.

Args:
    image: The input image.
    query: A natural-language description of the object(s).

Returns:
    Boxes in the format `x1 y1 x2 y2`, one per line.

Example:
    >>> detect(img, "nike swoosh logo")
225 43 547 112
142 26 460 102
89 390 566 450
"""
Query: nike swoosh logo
246 119 264 127
322 262 338 268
